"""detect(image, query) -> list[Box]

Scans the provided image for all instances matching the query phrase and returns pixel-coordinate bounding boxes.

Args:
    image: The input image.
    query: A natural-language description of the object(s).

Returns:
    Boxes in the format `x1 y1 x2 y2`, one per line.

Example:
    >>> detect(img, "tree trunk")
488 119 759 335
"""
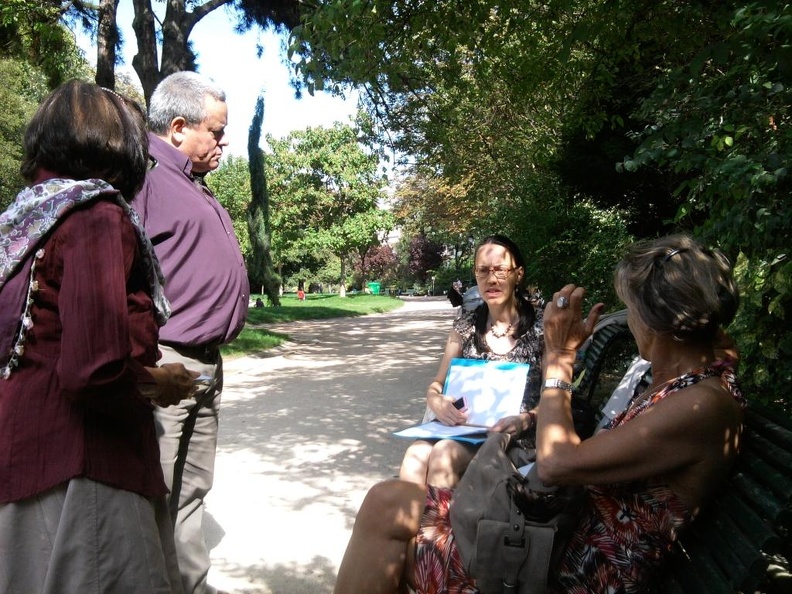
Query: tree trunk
159 0 197 78
122 0 299 105
339 258 347 298
95 0 119 89
131 0 161 105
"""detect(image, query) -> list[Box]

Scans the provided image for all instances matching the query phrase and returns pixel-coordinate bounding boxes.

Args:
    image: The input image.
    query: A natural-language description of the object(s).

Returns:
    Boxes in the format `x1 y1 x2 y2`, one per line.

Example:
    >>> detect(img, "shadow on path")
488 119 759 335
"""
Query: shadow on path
206 299 455 593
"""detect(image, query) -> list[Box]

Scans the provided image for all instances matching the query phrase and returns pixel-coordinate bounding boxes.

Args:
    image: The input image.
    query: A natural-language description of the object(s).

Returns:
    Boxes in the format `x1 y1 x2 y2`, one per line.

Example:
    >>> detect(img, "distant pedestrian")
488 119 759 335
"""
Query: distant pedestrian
447 283 463 308
297 288 306 301
255 297 264 308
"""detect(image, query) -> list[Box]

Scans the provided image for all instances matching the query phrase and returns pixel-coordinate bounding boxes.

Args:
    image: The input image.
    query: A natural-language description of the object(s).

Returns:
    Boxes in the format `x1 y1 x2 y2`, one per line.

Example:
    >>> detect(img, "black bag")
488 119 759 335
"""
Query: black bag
449 432 584 594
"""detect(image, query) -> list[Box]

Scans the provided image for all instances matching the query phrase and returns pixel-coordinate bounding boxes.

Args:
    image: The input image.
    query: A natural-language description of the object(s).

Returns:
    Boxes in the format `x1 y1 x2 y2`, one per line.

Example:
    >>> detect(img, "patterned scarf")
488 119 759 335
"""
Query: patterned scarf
0 179 170 377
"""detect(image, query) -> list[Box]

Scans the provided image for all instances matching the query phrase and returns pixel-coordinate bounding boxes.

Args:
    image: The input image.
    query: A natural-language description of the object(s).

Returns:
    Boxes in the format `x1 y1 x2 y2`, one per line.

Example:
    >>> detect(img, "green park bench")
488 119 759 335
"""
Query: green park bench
577 311 792 594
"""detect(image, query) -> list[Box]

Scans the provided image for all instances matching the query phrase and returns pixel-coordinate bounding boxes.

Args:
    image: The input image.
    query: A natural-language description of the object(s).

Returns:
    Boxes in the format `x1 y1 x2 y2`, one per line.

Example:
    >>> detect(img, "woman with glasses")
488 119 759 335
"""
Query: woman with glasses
399 234 544 488
335 234 744 594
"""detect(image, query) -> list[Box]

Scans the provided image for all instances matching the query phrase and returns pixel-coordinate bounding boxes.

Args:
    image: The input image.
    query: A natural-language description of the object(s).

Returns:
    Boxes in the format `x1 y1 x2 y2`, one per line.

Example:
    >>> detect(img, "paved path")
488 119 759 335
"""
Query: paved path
205 297 456 593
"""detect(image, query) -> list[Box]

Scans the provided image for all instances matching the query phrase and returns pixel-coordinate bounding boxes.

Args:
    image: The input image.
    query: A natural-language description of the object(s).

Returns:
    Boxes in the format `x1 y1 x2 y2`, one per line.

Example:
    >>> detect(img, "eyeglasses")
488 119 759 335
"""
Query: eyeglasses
147 156 158 171
474 265 516 280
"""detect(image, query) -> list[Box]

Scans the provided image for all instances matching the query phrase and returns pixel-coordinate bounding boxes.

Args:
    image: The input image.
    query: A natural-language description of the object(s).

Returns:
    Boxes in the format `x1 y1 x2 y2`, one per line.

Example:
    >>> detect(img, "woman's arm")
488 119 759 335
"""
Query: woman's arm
541 380 740 486
56 203 155 421
426 329 467 425
536 285 740 489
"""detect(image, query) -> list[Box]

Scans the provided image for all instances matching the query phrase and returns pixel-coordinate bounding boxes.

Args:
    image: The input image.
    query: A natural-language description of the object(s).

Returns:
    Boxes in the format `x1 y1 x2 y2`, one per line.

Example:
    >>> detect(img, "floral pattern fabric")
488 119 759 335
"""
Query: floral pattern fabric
413 486 479 594
0 178 169 323
411 361 744 594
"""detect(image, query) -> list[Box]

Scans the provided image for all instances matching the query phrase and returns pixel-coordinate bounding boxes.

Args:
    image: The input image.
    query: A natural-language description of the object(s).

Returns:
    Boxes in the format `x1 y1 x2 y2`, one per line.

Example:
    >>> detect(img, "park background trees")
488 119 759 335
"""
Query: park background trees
0 1 92 210
288 0 791 403
0 0 789 406
264 122 391 296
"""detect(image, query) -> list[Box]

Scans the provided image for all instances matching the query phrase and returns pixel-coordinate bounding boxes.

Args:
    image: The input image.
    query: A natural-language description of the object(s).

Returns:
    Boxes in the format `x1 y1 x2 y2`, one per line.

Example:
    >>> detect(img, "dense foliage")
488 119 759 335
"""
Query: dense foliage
622 3 791 400
0 2 91 209
0 59 47 211
290 0 791 408
265 123 392 295
207 155 253 258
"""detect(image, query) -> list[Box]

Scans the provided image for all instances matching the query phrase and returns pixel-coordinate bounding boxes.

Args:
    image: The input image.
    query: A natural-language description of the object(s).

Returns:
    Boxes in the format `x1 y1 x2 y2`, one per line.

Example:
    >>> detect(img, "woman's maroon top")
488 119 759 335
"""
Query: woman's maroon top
0 200 166 502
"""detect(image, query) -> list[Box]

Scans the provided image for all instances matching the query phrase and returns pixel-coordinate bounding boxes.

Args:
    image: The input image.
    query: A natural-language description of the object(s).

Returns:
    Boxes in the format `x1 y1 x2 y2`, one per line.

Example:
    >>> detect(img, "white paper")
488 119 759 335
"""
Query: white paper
394 359 530 441
517 462 535 476
393 421 488 440
442 358 530 426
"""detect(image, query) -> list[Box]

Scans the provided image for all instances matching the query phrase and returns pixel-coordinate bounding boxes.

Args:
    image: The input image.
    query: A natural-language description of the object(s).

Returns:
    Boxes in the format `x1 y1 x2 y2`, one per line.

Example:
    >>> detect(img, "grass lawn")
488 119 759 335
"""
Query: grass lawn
221 293 404 359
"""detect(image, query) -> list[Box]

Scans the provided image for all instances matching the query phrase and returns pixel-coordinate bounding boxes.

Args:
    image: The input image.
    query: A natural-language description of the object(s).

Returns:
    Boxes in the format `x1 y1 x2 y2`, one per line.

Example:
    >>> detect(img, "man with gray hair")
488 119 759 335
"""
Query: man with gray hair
133 71 249 594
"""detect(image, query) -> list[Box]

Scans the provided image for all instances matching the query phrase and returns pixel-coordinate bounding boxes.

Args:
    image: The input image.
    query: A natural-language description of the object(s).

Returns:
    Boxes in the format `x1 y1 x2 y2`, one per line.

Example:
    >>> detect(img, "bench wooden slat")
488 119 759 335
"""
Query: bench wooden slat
749 401 792 434
715 492 781 555
662 576 688 594
745 430 792 477
669 535 735 594
739 448 792 507
574 312 632 403
732 471 791 529
665 550 720 594
688 508 769 591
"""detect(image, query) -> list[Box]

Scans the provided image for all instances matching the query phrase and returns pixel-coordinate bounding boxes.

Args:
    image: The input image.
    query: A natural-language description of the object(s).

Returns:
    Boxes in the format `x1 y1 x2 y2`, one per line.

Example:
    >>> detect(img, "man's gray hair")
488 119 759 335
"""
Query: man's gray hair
148 71 226 134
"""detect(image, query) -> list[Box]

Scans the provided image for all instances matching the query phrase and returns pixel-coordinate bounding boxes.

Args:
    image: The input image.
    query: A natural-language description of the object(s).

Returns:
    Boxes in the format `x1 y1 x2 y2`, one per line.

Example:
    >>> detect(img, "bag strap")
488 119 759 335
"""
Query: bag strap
500 496 558 594
501 499 526 592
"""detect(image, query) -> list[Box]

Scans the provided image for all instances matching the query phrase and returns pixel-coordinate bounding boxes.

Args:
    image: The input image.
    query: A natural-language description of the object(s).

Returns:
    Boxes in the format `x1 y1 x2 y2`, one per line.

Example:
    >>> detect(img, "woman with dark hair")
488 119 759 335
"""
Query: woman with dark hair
0 81 193 593
335 233 744 594
399 234 544 488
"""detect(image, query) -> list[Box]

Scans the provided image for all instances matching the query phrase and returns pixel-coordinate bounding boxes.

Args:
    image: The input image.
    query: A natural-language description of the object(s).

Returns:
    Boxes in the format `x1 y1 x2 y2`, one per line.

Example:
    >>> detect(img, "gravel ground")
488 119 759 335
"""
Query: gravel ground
205 297 456 593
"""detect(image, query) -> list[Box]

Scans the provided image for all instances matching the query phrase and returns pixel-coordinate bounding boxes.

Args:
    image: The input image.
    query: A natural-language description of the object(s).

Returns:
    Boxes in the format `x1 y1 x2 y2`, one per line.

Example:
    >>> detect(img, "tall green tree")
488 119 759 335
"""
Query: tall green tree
0 59 48 210
620 2 792 400
0 2 91 209
1 0 91 88
206 155 252 258
246 94 280 305
266 123 392 296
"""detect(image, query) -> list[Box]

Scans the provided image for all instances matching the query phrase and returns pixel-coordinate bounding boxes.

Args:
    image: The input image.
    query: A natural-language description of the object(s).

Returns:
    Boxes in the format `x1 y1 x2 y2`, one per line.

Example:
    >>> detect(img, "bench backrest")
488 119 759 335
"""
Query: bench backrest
664 401 792 593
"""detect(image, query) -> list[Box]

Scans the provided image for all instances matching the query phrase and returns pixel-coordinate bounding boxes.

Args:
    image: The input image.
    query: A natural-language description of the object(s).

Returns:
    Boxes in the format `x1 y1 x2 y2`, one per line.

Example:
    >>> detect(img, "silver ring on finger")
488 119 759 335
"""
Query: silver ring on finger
556 296 570 309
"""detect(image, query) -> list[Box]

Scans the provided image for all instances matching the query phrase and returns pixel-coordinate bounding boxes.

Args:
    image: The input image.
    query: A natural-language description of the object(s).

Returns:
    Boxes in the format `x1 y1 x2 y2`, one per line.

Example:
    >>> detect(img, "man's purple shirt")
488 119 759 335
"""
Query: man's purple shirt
132 134 249 347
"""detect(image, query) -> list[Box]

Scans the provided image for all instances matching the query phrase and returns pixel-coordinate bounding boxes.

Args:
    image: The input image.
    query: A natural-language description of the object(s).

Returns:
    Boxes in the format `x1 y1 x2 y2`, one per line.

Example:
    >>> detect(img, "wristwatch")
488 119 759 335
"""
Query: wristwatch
542 378 575 394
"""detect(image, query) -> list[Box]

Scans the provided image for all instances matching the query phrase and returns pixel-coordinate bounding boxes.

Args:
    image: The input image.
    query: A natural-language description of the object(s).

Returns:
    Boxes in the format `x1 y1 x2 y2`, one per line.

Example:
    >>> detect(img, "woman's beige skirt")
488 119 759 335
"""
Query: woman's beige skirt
0 477 182 593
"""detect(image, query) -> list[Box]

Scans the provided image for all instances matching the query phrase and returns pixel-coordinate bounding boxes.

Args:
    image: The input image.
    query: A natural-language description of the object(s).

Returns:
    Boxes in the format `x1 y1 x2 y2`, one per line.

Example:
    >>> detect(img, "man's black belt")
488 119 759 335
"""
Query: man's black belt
162 342 220 363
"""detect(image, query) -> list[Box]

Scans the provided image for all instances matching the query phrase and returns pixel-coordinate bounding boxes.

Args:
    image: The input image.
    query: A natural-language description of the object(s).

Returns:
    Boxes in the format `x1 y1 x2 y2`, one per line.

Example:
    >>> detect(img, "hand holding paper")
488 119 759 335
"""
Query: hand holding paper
394 358 530 443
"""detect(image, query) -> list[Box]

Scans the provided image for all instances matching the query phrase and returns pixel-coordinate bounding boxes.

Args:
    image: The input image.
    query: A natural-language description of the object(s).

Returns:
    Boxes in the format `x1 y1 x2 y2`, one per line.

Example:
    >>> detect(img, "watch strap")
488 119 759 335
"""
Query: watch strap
542 378 575 393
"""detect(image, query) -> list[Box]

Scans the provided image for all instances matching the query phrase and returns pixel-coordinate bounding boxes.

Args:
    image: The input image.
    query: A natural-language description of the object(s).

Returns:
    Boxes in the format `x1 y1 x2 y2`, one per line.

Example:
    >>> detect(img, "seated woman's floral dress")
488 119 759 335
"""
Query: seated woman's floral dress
412 360 744 594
